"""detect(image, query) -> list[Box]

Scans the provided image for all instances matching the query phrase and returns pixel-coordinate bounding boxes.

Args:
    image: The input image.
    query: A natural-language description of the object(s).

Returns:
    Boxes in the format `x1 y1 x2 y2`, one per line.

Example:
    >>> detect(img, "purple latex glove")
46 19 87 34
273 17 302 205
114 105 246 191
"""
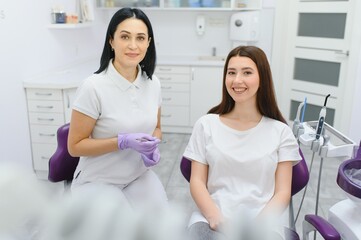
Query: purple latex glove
141 148 160 167
118 133 160 155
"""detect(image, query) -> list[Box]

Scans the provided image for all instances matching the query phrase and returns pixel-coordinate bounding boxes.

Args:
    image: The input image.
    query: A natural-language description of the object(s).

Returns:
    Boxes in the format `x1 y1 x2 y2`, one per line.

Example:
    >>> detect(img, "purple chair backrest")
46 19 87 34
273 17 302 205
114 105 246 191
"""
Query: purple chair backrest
180 148 309 197
48 123 80 182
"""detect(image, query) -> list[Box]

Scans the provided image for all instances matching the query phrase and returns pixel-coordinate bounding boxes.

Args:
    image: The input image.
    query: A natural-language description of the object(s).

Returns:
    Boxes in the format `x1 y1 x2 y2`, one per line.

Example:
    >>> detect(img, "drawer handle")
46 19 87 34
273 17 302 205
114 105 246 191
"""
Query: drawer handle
36 105 54 109
39 133 56 137
35 92 53 96
41 156 49 160
161 86 172 90
162 97 172 101
37 118 55 121
158 68 172 71
161 114 172 118
159 77 172 81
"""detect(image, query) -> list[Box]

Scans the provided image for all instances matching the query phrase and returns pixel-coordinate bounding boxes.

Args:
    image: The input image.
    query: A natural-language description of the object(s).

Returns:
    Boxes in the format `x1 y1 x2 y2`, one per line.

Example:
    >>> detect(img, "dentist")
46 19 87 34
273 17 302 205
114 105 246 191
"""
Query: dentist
67 8 167 208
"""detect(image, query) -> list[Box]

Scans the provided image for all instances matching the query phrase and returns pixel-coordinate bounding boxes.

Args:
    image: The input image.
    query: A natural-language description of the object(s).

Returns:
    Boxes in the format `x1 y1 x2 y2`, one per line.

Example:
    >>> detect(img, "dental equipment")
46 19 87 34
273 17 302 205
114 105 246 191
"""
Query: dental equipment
299 94 330 153
292 97 307 139
295 94 354 238
298 121 357 240
328 142 361 240
315 94 330 140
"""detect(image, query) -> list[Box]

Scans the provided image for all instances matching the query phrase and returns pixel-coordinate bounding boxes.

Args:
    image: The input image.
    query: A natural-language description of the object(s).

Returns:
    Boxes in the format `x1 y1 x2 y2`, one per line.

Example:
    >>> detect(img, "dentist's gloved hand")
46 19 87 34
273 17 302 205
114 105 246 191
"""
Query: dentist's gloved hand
117 133 160 155
141 148 161 167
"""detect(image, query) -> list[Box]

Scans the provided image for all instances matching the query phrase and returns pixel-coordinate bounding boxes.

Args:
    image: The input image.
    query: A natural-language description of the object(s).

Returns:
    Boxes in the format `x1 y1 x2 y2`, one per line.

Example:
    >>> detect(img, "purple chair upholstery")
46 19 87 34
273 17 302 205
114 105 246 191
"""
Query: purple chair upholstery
48 123 80 183
180 148 340 240
303 215 340 240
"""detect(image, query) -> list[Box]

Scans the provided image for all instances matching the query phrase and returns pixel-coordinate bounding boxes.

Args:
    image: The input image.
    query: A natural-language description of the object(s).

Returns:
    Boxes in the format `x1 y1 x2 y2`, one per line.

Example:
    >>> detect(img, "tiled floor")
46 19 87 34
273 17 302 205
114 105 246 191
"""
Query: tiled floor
32 132 348 239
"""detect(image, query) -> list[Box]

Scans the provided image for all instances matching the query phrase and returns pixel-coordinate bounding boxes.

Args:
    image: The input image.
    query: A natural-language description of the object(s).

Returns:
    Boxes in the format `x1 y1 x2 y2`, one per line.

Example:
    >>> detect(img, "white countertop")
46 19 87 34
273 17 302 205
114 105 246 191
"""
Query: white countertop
158 55 225 66
23 55 225 89
23 58 98 89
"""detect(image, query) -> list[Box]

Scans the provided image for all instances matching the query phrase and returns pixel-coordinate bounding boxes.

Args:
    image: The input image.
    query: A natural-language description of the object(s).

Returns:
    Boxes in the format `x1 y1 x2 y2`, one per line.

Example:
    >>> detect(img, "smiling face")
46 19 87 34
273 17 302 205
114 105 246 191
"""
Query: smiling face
225 56 260 106
109 18 150 71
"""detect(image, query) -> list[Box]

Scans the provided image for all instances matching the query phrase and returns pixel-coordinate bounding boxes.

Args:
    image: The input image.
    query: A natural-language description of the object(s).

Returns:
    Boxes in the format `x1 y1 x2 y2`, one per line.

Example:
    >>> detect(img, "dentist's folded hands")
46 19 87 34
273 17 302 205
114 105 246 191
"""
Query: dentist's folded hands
117 133 161 167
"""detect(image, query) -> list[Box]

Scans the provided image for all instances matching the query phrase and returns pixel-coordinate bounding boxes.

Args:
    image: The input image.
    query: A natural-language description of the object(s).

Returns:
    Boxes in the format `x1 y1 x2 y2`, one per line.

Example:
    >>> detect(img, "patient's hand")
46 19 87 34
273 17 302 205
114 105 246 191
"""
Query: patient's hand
207 209 225 231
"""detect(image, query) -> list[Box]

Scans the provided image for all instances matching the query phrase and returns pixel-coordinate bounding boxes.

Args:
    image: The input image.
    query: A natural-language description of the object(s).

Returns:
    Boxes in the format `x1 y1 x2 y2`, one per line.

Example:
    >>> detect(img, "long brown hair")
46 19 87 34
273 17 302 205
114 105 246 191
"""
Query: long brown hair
208 46 286 124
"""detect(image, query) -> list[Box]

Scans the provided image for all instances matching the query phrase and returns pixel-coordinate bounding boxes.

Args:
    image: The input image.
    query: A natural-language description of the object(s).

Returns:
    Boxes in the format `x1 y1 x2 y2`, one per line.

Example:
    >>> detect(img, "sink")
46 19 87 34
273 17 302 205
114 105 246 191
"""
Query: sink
198 56 226 61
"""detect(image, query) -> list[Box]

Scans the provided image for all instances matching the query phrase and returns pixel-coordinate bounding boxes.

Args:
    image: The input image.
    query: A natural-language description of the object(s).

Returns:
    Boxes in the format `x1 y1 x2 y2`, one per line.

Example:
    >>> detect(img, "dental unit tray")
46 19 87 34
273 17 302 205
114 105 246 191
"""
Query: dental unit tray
299 121 357 158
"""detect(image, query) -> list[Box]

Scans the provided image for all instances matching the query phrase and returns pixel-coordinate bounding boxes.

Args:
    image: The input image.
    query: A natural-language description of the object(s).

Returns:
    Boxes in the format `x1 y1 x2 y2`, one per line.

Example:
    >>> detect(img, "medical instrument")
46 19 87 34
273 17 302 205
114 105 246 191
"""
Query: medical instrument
315 94 330 140
292 97 307 139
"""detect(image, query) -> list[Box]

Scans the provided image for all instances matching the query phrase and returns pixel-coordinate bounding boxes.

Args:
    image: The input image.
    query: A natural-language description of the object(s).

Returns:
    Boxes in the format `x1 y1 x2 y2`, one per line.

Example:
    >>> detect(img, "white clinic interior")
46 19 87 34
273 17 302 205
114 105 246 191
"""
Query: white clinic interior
1 0 361 239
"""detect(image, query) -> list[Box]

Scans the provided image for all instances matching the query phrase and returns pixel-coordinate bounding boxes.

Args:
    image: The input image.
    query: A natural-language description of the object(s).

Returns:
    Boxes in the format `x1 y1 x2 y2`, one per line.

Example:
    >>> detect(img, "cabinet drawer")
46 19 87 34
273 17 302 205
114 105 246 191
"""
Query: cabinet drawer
162 92 189 106
161 83 189 92
29 112 64 125
30 125 59 144
156 66 190 74
27 100 64 113
158 74 190 84
32 143 57 171
161 106 189 126
26 88 63 100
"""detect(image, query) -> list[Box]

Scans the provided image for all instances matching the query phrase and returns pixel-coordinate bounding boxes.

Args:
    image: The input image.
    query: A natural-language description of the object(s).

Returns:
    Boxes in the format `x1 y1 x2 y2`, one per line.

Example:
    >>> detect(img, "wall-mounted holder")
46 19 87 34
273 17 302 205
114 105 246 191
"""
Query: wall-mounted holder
229 11 260 46
299 121 356 158
196 15 205 36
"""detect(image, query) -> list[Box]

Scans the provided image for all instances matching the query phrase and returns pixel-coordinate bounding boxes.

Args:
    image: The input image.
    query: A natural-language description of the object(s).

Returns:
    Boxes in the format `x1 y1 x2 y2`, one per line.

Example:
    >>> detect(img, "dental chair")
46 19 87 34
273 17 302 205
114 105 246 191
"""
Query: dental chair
180 149 341 240
326 141 361 240
48 123 79 187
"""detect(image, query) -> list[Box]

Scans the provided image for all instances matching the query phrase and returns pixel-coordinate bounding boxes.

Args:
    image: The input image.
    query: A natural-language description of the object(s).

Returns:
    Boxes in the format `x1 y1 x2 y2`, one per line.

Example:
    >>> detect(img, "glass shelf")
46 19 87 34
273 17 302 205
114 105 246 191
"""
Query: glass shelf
96 0 262 10
47 22 93 29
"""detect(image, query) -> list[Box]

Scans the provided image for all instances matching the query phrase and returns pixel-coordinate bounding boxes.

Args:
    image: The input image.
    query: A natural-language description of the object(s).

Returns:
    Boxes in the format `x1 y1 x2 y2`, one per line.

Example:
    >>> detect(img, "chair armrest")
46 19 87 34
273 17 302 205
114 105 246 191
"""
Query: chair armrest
302 214 340 240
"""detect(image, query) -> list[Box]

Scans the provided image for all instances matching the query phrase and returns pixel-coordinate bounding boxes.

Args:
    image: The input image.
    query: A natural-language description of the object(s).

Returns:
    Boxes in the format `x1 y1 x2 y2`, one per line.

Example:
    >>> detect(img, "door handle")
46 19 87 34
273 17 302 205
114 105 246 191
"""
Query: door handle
334 50 349 56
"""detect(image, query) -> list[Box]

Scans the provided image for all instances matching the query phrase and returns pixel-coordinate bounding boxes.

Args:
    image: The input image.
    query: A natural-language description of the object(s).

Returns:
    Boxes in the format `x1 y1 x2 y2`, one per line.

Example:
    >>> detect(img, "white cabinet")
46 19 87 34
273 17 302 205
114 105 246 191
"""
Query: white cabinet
156 65 191 132
190 66 223 125
25 87 76 179
156 64 223 133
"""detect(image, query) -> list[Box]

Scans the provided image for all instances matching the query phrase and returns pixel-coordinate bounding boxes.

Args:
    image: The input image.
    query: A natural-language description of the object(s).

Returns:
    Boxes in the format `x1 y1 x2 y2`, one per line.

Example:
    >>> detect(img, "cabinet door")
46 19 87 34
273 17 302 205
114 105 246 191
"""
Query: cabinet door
190 66 223 126
63 88 77 123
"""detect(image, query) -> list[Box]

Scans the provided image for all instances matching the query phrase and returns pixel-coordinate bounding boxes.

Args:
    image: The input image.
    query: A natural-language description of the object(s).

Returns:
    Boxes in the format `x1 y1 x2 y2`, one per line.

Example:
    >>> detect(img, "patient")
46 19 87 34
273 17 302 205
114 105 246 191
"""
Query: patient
183 46 301 240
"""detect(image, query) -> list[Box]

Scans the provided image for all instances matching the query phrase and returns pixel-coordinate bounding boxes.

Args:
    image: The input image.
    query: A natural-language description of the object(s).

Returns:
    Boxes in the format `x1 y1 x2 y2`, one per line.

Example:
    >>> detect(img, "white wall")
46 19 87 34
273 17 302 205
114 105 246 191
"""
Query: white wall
349 46 361 145
0 1 274 171
0 0 104 170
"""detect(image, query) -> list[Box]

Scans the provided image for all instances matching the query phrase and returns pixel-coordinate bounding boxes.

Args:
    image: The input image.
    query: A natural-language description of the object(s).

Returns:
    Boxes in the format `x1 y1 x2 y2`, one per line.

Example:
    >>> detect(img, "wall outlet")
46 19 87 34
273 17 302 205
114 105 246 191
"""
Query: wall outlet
196 15 205 36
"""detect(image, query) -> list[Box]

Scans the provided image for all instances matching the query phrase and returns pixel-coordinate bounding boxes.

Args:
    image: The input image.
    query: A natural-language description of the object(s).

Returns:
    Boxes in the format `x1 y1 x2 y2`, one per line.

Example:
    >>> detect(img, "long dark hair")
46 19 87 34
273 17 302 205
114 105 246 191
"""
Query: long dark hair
208 46 286 123
94 8 156 79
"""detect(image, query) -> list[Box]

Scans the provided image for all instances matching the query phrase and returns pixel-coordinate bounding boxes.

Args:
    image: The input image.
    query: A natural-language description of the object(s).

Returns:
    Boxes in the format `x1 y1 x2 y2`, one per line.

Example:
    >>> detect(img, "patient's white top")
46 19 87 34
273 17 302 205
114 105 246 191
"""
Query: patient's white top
71 61 161 186
184 114 301 226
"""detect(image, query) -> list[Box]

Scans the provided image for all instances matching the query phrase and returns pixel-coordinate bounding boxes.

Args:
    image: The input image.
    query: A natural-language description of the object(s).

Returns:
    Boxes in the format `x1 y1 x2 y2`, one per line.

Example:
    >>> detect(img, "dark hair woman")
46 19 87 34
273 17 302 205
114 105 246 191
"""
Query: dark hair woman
184 46 301 240
68 8 167 209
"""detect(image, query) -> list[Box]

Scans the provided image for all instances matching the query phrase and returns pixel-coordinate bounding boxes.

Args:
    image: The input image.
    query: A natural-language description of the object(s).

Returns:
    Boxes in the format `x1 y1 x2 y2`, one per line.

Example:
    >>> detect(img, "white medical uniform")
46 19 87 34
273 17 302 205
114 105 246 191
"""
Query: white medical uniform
184 114 301 236
70 61 167 207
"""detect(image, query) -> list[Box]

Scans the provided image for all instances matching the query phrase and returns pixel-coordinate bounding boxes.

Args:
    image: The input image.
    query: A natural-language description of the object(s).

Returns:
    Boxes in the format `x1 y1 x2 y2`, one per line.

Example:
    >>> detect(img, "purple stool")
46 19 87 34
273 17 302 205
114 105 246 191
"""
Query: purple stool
180 149 340 240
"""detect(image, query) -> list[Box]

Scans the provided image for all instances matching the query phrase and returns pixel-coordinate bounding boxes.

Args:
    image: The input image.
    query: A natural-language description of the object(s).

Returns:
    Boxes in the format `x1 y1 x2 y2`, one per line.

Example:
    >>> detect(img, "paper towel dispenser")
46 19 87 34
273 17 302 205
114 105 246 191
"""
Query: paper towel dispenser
229 11 260 42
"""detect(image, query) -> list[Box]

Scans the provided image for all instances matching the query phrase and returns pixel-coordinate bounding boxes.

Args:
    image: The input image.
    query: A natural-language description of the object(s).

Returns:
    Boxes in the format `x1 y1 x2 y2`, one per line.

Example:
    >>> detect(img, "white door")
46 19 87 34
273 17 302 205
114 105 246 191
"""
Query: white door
278 0 359 133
